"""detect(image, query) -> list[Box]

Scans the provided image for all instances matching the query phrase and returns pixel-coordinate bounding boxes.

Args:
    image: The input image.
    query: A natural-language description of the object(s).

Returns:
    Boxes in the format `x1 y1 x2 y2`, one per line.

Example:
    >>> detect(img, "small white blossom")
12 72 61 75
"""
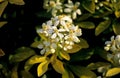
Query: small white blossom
43 0 63 16
104 35 120 53
37 15 82 54
64 0 82 19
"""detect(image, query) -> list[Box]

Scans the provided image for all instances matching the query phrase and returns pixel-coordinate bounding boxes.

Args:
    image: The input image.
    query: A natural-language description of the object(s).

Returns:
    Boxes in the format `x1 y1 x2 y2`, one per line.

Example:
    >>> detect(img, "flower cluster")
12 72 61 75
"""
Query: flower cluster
36 15 82 55
104 35 120 53
43 0 81 19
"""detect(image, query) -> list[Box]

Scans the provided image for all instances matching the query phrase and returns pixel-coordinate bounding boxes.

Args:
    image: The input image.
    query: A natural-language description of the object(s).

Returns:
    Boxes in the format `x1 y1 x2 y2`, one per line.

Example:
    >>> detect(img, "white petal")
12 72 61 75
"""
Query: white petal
76 9 82 15
51 33 57 39
37 44 43 49
40 49 45 55
64 8 72 13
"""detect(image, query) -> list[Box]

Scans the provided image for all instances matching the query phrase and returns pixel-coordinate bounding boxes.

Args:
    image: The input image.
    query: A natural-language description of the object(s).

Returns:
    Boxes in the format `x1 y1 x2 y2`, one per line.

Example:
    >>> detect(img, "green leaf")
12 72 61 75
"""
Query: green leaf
77 13 92 21
0 0 4 3
9 47 36 63
82 0 95 13
24 55 47 71
112 21 120 35
78 21 95 29
70 48 94 62
0 21 7 28
20 70 34 78
0 1 8 17
70 65 96 78
11 65 19 78
106 67 120 77
65 44 82 53
95 19 111 36
37 60 49 77
51 55 65 74
31 41 41 48
62 70 69 78
9 0 25 5
79 38 89 49
60 51 70 61
87 62 111 70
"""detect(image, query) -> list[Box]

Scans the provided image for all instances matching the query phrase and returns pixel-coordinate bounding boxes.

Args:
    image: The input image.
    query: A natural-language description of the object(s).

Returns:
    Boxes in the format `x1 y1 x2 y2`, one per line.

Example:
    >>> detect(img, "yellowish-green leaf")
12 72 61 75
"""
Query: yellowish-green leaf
78 22 95 29
70 65 96 78
0 21 7 28
31 41 41 48
106 67 120 77
24 55 47 71
0 1 8 17
112 21 120 35
9 0 25 5
82 0 95 13
62 70 69 78
51 55 65 74
20 70 34 78
60 51 70 61
11 65 19 78
79 38 89 49
65 44 82 53
9 47 35 63
77 13 92 21
95 19 111 36
37 60 49 77
115 10 120 18
0 0 4 3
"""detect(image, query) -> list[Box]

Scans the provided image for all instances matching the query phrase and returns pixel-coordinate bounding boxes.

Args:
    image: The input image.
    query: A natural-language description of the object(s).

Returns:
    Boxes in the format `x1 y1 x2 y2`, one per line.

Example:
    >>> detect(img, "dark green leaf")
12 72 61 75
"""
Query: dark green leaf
70 48 94 62
95 19 111 36
70 65 97 78
82 0 95 13
79 38 89 49
77 13 92 21
20 70 34 78
78 21 95 29
9 47 36 63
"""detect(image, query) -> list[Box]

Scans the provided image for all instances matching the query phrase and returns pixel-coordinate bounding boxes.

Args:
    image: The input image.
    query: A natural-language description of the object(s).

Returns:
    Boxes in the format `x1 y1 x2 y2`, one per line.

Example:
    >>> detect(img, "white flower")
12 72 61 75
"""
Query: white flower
64 0 81 19
104 35 120 53
43 0 63 16
37 15 82 54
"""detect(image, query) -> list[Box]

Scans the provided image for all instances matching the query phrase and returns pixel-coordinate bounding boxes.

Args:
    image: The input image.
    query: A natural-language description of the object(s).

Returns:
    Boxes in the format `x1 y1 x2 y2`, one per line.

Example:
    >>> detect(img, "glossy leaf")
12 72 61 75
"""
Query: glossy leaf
65 44 82 53
11 65 18 78
115 10 120 18
82 0 95 13
77 13 92 21
9 0 25 5
70 49 94 62
79 38 89 49
9 47 36 63
106 67 120 77
112 21 120 35
62 70 69 78
87 62 110 70
95 19 111 36
78 21 95 29
0 21 7 28
60 51 70 61
24 55 47 71
20 70 34 78
31 41 41 48
37 60 49 77
51 56 65 74
70 65 96 78
0 1 8 17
